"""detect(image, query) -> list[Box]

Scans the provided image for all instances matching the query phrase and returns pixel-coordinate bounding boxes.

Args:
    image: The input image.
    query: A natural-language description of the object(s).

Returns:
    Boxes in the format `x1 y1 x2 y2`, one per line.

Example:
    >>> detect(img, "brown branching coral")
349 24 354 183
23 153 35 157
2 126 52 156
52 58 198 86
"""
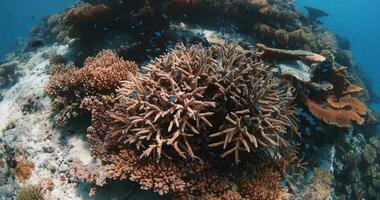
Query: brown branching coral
108 43 217 160
237 168 288 200
106 43 298 163
45 50 137 126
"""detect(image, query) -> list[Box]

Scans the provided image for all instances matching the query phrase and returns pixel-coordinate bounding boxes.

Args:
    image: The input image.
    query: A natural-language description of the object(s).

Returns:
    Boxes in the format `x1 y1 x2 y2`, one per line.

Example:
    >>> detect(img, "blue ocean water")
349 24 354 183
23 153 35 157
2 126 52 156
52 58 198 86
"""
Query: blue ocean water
296 0 380 111
0 0 75 57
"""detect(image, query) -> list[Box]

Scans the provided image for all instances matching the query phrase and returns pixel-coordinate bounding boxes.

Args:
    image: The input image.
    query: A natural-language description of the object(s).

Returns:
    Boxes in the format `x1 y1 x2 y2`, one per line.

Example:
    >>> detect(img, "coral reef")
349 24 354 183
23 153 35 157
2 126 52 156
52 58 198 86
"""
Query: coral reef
69 43 302 198
1 0 378 199
45 49 137 126
98 43 298 162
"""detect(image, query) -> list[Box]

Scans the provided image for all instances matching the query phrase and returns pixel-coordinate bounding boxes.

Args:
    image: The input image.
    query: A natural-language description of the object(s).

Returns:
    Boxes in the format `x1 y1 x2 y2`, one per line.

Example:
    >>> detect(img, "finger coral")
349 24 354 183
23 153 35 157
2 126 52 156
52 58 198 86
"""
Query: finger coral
45 50 137 126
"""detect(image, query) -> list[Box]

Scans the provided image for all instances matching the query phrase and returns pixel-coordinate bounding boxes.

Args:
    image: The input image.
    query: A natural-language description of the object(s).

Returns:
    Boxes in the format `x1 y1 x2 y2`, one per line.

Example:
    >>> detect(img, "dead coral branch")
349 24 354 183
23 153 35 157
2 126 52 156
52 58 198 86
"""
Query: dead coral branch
256 43 326 62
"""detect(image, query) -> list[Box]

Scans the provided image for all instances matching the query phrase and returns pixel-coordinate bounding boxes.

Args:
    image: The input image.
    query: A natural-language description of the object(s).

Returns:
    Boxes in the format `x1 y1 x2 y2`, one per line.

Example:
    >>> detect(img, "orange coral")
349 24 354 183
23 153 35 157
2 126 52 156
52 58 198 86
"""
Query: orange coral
80 50 137 91
61 3 110 39
10 156 34 183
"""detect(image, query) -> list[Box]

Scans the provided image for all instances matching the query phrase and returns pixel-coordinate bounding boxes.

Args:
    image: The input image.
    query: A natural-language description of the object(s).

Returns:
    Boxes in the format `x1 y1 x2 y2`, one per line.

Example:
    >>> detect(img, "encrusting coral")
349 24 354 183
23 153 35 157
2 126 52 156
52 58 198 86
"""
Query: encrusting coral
45 50 137 126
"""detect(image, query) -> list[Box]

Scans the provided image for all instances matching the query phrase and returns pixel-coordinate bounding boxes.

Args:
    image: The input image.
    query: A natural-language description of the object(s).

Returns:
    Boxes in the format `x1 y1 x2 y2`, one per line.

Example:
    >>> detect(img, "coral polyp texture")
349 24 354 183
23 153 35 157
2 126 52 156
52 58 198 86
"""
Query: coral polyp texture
45 49 137 125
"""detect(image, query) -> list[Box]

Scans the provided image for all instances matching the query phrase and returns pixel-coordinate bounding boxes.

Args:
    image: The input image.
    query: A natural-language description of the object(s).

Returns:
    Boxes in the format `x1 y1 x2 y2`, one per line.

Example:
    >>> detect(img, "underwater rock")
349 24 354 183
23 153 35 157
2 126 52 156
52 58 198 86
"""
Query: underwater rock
0 61 19 89
272 60 312 82
27 37 45 48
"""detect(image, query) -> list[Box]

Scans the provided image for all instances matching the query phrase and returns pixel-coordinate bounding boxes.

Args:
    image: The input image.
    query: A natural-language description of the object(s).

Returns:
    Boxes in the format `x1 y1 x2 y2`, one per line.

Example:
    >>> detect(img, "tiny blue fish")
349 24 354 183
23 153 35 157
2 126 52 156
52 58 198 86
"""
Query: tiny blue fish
154 32 162 37
255 103 261 111
168 96 176 103
129 90 138 98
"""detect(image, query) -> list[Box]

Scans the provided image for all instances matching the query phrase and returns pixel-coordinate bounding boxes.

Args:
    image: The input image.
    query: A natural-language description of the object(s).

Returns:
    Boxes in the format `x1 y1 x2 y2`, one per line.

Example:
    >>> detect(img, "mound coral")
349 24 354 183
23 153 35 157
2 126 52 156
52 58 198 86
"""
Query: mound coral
45 50 137 126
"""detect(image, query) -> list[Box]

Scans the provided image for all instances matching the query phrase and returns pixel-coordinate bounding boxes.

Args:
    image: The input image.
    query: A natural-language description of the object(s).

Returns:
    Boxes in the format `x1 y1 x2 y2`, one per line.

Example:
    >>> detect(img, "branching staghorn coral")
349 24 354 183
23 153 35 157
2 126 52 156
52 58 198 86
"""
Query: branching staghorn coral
70 43 301 198
105 43 298 163
45 50 137 126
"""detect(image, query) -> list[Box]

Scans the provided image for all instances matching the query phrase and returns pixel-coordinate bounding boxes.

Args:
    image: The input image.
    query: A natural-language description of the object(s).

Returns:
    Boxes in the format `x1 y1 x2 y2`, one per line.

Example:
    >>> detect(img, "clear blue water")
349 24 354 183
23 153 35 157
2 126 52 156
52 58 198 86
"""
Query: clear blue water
0 0 75 57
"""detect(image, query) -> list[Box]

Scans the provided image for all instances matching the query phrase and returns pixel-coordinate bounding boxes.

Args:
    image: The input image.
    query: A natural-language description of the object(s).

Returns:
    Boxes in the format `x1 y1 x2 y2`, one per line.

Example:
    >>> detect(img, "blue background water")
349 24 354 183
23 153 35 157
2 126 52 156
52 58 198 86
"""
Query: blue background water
0 0 75 57
0 0 379 99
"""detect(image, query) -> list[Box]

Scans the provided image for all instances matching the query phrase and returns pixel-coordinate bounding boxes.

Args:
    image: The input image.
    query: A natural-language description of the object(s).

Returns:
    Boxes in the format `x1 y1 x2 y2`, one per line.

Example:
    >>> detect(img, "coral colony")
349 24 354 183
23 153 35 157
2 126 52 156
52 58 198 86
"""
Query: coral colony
1 0 379 200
